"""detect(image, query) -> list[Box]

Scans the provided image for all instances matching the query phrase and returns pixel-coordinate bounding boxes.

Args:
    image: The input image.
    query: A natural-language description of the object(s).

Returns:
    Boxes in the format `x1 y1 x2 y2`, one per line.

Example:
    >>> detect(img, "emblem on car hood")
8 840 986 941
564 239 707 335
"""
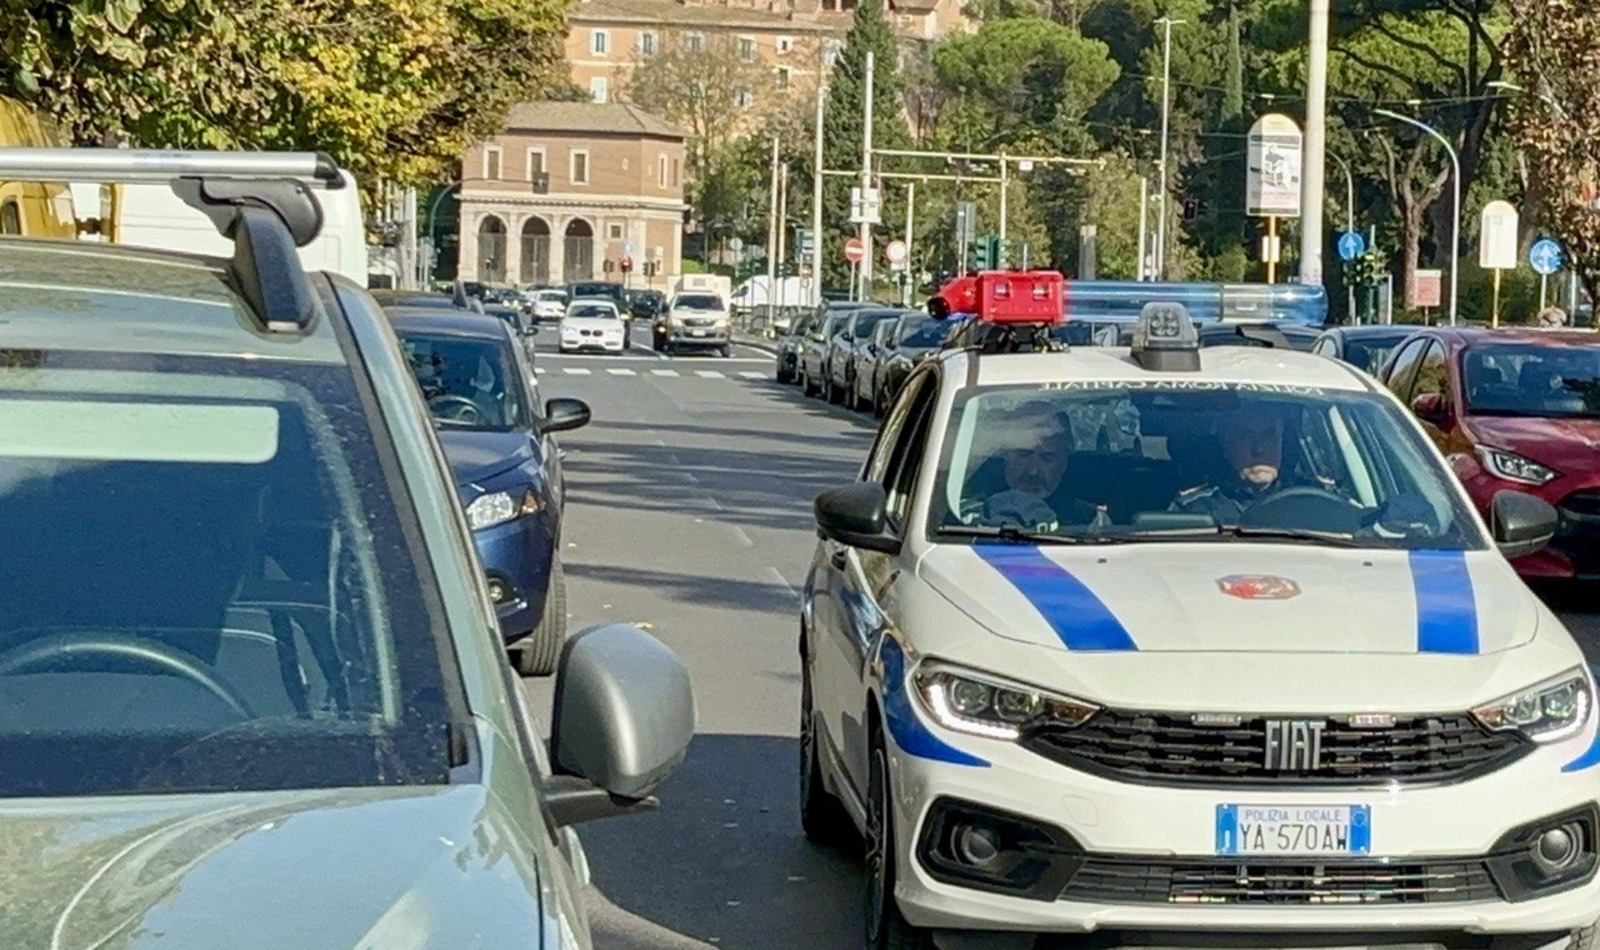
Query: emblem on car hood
1217 574 1302 600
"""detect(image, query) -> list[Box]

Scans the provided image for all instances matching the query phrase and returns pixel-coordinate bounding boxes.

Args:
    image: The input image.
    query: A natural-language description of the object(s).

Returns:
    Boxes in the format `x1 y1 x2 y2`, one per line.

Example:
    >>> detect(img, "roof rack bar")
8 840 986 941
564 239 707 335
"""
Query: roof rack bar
0 148 343 186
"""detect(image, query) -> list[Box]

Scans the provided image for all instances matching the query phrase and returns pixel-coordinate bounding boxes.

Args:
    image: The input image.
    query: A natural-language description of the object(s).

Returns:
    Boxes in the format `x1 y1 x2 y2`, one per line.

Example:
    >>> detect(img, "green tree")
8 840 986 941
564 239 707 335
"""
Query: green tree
0 0 570 187
1506 0 1600 311
822 0 910 293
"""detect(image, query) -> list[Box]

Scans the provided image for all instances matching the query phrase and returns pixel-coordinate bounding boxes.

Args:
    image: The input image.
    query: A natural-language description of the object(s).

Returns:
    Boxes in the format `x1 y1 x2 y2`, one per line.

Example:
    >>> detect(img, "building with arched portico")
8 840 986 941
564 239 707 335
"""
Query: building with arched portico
458 102 686 290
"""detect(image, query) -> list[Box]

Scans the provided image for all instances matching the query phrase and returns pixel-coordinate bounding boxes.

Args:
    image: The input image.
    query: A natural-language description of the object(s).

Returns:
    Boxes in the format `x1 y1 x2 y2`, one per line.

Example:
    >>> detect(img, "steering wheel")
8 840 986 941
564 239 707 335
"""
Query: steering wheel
428 394 487 425
0 632 254 719
1238 486 1363 532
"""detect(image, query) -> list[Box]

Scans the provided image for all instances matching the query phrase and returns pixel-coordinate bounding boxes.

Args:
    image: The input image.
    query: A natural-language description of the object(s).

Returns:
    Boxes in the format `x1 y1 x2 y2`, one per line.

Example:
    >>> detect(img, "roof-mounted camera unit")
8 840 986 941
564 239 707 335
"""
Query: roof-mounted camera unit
1131 301 1201 372
0 148 343 334
939 269 1068 354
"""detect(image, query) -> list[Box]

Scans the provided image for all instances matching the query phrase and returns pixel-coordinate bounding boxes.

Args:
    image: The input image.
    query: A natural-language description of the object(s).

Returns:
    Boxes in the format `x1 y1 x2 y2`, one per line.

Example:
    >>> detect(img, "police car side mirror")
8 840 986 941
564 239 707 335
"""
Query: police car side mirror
815 482 901 555
1490 490 1558 560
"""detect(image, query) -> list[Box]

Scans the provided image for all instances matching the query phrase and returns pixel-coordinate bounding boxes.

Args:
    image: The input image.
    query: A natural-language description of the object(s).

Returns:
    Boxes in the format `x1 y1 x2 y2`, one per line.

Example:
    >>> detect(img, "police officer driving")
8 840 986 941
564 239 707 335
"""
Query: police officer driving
1171 408 1288 521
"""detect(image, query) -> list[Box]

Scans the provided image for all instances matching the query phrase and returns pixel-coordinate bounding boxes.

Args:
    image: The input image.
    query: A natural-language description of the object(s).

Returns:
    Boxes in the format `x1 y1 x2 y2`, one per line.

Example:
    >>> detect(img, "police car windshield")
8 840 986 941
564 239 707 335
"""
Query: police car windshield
929 383 1485 551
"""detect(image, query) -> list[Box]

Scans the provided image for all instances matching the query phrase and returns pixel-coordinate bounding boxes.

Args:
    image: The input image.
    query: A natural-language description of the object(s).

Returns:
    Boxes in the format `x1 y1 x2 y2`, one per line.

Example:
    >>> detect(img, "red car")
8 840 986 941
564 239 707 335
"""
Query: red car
1378 326 1600 580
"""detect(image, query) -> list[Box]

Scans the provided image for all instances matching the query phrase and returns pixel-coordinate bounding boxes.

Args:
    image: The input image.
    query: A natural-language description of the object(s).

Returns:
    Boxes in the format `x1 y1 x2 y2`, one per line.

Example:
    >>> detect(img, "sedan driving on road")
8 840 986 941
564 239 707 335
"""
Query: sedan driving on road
802 289 1598 949
391 307 590 675
1380 326 1600 582
560 298 629 353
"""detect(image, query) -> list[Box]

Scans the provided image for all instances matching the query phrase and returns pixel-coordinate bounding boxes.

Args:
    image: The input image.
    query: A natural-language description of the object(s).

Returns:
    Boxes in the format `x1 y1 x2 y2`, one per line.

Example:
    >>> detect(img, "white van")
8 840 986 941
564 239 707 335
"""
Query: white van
84 168 368 284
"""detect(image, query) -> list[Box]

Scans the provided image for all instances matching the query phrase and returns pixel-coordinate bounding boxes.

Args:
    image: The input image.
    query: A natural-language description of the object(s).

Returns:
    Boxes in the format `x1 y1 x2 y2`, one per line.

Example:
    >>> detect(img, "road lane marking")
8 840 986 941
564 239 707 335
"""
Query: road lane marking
767 567 798 599
731 525 754 547
606 368 636 376
695 370 725 379
651 369 680 377
738 371 766 380
564 367 592 375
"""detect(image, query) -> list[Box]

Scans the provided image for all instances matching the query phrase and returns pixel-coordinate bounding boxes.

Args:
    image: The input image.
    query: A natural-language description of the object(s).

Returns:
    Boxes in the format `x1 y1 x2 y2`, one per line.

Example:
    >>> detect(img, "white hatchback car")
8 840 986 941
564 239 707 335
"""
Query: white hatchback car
559 298 627 353
801 276 1600 950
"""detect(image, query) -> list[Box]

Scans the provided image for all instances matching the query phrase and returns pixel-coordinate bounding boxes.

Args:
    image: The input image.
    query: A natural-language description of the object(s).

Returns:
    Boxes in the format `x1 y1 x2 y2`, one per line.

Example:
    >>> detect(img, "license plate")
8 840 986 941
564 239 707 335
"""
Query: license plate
1215 805 1370 856
691 329 708 337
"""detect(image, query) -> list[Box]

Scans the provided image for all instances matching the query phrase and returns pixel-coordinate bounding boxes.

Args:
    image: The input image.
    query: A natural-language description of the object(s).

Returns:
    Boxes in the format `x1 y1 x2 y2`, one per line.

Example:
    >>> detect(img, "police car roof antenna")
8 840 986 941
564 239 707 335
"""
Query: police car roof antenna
0 147 336 334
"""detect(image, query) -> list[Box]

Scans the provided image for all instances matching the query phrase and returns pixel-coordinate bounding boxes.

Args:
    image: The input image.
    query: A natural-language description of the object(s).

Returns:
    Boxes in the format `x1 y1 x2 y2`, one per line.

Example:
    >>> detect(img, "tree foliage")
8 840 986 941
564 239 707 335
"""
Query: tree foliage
1506 0 1600 310
0 0 571 187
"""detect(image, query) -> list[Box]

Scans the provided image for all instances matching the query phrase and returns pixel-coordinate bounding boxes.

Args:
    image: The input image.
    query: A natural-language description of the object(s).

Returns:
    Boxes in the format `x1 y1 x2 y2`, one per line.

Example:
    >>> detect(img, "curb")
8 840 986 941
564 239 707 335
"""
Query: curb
733 332 779 356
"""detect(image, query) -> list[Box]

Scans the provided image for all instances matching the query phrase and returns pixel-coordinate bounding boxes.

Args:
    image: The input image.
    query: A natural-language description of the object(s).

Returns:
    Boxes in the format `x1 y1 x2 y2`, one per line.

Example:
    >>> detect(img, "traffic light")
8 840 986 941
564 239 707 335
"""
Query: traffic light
995 236 1010 269
971 234 998 270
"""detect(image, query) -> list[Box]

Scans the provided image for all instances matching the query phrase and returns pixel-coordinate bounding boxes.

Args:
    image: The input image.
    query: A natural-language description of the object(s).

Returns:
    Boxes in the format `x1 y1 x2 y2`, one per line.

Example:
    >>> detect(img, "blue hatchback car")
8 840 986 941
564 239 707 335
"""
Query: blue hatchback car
387 307 590 675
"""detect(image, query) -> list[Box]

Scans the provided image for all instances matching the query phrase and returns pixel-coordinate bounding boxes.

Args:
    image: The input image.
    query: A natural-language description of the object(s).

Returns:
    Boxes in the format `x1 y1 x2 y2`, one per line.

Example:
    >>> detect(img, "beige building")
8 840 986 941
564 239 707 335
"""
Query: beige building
566 0 971 107
458 102 687 288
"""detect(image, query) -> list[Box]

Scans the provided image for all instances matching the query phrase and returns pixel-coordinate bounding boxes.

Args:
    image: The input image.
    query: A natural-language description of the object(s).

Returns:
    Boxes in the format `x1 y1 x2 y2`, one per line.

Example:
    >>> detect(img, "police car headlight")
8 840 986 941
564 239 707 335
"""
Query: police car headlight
1476 446 1559 486
465 489 540 530
1472 668 1593 743
913 663 1099 741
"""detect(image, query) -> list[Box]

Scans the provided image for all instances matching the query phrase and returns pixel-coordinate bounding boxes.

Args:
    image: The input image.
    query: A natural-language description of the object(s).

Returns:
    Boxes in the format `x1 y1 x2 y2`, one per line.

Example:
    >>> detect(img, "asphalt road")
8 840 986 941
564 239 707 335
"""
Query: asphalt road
517 324 1600 950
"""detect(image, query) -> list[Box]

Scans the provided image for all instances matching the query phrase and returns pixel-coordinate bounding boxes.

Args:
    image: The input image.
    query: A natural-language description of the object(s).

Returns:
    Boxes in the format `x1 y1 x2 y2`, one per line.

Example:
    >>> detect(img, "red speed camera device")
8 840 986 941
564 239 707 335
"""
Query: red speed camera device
975 270 1064 323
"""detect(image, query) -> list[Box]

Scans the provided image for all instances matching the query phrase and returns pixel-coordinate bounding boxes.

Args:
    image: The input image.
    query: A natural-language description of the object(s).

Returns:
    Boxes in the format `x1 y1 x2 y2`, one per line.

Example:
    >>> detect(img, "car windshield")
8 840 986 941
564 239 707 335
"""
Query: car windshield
399 333 526 430
535 290 567 303
0 351 457 797
1343 335 1409 375
1464 342 1600 418
898 317 950 347
852 310 900 339
568 303 617 319
929 383 1484 551
570 283 622 300
675 294 724 310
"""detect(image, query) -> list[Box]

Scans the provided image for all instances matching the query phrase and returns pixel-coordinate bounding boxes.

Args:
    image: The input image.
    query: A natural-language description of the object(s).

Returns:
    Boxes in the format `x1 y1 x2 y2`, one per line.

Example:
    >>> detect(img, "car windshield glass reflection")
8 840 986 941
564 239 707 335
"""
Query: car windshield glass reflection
852 311 899 339
898 318 950 348
567 304 617 319
400 333 525 430
0 355 454 797
1345 339 1405 376
675 294 723 310
930 384 1484 551
1464 343 1600 418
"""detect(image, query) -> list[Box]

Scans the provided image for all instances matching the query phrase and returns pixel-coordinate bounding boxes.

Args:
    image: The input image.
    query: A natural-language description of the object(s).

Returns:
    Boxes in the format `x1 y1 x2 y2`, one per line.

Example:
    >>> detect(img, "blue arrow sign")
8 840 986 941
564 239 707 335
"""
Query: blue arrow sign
1530 238 1564 276
1337 231 1366 262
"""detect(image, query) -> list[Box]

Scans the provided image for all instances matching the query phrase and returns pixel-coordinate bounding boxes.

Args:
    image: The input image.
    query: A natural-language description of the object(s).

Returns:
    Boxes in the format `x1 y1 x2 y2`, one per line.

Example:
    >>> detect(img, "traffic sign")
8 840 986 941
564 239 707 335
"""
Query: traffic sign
1530 238 1564 276
849 187 881 225
885 239 908 269
843 237 865 263
1337 231 1366 262
1478 200 1520 270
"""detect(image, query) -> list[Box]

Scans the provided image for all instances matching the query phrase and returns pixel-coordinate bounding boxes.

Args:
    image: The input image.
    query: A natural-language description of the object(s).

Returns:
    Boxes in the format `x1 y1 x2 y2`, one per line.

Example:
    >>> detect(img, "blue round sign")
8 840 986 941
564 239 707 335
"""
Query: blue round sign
1530 238 1564 276
1337 231 1366 262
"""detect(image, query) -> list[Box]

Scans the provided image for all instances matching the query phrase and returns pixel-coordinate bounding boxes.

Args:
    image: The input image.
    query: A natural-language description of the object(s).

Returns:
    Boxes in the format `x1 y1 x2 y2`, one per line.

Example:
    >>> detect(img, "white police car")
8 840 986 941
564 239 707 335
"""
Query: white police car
799 271 1600 950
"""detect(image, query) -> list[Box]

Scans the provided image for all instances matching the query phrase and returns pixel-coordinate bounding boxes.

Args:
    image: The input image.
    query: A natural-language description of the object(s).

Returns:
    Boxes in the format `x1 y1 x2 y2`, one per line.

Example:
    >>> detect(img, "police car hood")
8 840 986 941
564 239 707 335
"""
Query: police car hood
918 543 1537 656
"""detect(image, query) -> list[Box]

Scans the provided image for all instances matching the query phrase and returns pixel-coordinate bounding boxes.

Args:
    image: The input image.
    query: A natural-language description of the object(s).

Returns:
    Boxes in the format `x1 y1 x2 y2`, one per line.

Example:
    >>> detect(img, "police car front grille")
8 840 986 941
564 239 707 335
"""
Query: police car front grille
1063 856 1499 905
1021 711 1530 787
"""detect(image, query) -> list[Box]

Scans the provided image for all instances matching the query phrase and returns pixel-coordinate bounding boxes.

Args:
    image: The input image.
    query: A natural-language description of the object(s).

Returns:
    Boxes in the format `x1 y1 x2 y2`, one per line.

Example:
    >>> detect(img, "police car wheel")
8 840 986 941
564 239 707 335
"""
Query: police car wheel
866 735 929 950
800 645 854 847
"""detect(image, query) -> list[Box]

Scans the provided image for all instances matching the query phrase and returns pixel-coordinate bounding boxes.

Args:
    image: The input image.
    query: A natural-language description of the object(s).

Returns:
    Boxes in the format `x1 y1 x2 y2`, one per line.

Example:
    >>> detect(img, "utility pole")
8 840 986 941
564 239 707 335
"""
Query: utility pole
903 180 915 307
777 163 790 310
1136 175 1149 281
859 50 876 300
998 153 1010 264
1300 0 1331 286
811 63 826 305
1155 16 1183 280
1330 153 1356 321
766 135 780 328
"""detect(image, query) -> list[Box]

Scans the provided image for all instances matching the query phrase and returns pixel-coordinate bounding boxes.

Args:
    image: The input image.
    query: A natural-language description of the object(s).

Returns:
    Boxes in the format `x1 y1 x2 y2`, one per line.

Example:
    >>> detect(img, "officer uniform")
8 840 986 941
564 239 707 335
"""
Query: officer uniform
1170 479 1275 522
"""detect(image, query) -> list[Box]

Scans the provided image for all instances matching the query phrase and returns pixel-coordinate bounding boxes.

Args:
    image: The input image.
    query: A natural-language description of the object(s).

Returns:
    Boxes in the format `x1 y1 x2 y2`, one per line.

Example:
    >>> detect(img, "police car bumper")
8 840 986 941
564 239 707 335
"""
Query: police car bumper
887 712 1600 940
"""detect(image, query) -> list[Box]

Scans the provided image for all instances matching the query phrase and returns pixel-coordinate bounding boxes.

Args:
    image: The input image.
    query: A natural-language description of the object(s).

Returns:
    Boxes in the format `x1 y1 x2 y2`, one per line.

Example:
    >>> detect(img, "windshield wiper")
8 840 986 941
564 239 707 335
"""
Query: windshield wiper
937 524 1084 545
1113 524 1361 547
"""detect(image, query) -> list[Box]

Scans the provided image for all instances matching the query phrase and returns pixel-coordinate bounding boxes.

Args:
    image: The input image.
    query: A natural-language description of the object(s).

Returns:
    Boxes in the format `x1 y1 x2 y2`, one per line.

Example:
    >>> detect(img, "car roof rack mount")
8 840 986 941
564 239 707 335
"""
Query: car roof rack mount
0 148 343 334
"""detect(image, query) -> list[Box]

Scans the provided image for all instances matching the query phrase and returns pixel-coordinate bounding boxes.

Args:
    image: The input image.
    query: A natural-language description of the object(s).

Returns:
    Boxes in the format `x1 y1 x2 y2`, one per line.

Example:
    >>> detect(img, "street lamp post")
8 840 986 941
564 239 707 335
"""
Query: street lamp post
1329 152 1357 322
1154 16 1184 280
1374 108 1460 326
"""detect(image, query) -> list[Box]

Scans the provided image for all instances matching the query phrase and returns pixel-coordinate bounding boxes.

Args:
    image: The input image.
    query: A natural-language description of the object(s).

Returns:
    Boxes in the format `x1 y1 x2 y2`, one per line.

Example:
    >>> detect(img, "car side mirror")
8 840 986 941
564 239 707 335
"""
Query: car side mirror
1490 490 1558 560
544 624 695 827
1411 392 1451 426
815 482 901 555
540 397 590 434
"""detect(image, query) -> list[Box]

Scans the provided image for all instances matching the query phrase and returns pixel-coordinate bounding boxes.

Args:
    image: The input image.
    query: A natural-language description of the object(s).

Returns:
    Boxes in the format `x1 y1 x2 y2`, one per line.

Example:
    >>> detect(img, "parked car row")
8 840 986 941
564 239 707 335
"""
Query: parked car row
777 302 953 415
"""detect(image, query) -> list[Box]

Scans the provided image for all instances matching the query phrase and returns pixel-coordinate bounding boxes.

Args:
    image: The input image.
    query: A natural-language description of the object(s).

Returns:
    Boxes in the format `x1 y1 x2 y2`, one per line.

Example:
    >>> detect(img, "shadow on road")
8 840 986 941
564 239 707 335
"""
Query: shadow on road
580 733 864 950
566 562 801 614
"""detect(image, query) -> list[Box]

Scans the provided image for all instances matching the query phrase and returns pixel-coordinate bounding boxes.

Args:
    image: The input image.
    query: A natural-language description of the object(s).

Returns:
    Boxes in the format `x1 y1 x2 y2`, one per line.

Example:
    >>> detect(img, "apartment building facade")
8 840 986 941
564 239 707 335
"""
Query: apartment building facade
457 102 687 288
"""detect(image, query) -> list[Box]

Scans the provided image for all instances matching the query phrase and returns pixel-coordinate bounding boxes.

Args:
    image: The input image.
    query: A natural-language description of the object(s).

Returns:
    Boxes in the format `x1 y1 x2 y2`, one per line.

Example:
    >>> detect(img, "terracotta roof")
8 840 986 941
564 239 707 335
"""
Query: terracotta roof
569 0 839 32
502 102 685 139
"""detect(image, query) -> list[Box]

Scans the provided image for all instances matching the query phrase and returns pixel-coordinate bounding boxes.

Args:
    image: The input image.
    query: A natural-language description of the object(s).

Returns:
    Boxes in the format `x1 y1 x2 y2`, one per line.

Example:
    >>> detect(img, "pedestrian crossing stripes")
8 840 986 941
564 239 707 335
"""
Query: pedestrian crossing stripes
532 365 786 382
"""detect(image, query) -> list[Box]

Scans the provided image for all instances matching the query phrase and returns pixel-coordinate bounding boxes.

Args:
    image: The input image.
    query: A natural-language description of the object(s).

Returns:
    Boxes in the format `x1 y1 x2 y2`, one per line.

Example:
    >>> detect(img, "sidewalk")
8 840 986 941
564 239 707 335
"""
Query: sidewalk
732 328 778 355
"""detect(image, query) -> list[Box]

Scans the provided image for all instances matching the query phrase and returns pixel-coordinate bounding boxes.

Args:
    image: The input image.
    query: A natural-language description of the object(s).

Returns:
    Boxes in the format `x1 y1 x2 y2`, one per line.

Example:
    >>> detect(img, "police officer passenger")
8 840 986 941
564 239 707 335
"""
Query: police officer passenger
1170 408 1287 522
965 403 1099 530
